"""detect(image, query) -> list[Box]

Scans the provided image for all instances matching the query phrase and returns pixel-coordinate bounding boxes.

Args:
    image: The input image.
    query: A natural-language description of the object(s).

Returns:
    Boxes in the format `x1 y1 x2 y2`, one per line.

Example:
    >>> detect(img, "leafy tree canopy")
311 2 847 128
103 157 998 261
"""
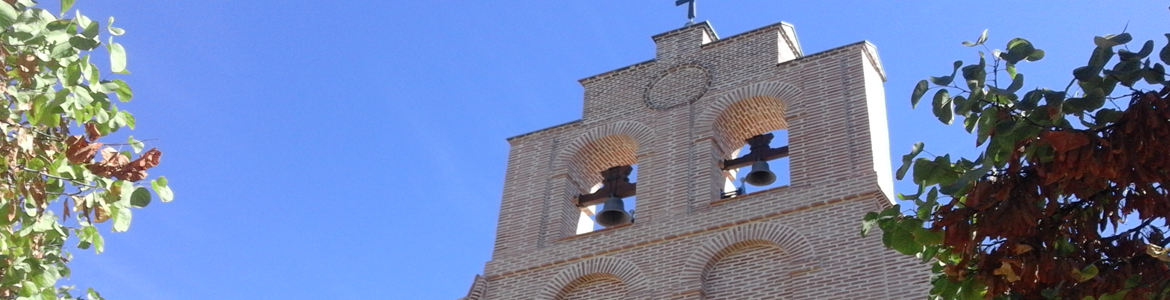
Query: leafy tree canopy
864 28 1170 300
0 0 172 299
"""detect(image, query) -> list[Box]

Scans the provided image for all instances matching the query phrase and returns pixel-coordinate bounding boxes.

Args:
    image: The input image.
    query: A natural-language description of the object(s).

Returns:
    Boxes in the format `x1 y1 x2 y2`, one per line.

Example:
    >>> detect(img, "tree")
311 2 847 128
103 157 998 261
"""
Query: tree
863 29 1170 299
0 1 172 299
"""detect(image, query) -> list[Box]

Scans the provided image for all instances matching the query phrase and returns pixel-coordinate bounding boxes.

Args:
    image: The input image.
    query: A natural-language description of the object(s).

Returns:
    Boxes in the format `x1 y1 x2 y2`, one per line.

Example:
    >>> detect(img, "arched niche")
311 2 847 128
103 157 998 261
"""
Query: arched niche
678 222 820 295
541 256 648 300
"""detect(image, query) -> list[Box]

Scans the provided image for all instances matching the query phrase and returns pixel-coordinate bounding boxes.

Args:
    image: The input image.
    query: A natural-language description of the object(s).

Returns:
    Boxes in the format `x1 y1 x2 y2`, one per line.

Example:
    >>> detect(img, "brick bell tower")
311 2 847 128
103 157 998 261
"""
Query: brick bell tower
462 21 929 300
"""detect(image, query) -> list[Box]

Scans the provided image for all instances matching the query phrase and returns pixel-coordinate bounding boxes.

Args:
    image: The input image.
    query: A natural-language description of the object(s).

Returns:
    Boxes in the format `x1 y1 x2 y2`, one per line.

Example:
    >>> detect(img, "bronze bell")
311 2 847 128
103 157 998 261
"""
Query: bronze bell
744 160 776 186
595 197 632 227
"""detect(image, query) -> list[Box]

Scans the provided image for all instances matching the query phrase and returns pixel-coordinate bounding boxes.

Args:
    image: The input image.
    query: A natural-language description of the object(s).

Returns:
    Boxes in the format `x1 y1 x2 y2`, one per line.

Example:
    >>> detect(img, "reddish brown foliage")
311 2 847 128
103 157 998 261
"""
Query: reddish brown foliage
64 135 101 164
932 90 1170 299
84 146 162 182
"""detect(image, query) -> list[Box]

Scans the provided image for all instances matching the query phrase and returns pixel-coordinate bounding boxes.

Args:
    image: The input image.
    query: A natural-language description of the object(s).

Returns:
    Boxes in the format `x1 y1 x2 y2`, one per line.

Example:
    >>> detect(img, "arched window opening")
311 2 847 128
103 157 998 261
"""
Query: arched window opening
720 129 789 198
710 94 788 200
575 164 637 234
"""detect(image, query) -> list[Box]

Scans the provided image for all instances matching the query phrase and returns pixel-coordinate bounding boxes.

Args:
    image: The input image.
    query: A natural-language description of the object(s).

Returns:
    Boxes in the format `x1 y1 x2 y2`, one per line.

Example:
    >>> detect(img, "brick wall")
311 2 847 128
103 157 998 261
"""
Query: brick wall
465 21 930 300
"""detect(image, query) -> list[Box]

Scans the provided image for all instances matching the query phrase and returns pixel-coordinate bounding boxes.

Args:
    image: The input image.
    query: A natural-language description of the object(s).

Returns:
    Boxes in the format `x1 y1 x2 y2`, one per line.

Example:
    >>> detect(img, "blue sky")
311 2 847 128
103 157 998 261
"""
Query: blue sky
49 1 1168 299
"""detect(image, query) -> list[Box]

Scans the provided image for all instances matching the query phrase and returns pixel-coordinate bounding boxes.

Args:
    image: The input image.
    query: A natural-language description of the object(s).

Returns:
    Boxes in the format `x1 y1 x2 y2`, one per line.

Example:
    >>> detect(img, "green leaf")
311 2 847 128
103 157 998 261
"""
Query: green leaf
1119 40 1154 61
109 41 127 73
912 227 943 247
87 288 105 300
962 110 979 132
1145 64 1166 84
1095 108 1123 124
80 16 99 39
976 107 997 146
108 16 125 36
896 142 924 180
32 262 61 289
1003 38 1038 64
152 176 174 202
1006 73 1024 92
121 110 136 129
127 136 144 153
890 231 920 255
1094 33 1132 48
111 206 131 232
912 156 952 186
961 57 987 88
962 29 988 47
119 180 135 204
861 212 879 236
1088 46 1115 72
112 79 132 101
60 0 75 15
932 89 953 125
916 187 938 219
78 225 104 254
891 219 924 255
130 187 150 208
1072 264 1099 282
1006 64 1017 79
929 76 953 86
1064 89 1106 113
1073 66 1098 81
65 60 82 86
1026 49 1045 62
1161 34 1170 65
0 3 16 27
911 80 928 108
68 36 99 50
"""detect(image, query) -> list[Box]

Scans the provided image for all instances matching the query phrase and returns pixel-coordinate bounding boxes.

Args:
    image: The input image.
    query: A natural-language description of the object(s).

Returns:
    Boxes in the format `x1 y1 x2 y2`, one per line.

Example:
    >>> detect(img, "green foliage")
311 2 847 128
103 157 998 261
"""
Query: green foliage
865 29 1170 299
0 1 171 299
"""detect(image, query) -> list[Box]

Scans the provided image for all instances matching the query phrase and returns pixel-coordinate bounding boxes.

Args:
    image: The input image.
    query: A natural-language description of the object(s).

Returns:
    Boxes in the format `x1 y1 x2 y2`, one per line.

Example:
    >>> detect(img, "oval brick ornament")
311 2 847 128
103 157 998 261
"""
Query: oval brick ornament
645 64 710 110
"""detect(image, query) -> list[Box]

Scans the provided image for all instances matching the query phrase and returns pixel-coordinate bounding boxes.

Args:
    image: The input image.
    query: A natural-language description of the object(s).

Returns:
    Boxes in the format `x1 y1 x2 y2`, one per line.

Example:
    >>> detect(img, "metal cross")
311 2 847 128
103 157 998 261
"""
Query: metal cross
675 0 697 24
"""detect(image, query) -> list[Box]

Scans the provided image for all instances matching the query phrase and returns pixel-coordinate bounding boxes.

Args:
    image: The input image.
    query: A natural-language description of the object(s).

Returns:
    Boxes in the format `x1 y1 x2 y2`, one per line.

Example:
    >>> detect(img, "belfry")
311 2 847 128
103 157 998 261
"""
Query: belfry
461 17 929 299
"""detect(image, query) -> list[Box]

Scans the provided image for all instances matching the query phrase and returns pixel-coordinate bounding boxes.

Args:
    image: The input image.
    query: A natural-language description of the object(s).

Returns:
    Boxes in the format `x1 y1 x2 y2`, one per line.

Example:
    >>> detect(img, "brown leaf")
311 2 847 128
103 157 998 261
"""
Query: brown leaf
99 146 128 166
1014 244 1034 255
29 180 46 208
5 200 15 223
93 206 109 223
994 261 1021 282
15 128 33 150
120 170 147 182
1042 130 1090 154
128 148 161 171
65 136 101 164
85 122 102 142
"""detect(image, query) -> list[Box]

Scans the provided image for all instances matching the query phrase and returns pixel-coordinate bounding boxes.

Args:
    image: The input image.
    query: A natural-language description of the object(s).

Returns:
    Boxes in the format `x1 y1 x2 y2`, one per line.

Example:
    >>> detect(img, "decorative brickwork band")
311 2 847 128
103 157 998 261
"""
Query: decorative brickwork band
694 80 802 155
553 121 656 191
542 256 648 299
677 222 819 295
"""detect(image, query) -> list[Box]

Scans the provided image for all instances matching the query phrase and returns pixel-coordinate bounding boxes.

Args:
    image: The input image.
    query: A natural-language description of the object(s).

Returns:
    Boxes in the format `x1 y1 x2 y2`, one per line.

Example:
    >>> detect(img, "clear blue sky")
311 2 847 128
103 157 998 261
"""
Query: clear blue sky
52 1 1167 299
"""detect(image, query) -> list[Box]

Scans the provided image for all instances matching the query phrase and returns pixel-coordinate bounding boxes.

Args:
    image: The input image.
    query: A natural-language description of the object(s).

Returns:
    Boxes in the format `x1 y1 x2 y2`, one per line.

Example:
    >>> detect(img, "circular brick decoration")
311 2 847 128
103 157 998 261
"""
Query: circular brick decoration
645 64 710 110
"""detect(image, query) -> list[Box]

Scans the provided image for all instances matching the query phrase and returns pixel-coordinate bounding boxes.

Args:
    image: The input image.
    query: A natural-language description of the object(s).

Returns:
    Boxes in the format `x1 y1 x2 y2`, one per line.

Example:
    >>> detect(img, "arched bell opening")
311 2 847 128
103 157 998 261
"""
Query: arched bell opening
568 134 639 235
575 164 638 234
721 130 790 197
711 95 789 200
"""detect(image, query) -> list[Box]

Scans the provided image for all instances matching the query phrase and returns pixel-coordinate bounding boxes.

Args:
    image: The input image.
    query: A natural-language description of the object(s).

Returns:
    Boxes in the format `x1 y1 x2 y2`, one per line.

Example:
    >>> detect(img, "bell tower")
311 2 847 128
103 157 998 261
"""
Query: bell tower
462 21 929 300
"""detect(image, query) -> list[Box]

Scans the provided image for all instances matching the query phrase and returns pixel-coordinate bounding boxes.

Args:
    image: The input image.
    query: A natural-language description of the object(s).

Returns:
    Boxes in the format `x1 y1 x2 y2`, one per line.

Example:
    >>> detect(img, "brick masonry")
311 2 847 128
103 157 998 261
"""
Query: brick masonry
462 21 930 300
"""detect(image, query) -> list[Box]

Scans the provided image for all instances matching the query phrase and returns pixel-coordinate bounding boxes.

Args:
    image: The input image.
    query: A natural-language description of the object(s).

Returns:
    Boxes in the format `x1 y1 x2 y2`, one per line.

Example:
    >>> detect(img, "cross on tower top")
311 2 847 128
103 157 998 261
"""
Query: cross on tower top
675 0 697 25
